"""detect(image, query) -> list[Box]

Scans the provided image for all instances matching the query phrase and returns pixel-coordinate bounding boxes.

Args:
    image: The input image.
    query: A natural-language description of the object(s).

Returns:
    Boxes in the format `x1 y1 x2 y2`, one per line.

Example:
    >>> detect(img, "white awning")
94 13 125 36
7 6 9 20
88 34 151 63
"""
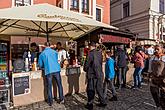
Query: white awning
0 3 117 39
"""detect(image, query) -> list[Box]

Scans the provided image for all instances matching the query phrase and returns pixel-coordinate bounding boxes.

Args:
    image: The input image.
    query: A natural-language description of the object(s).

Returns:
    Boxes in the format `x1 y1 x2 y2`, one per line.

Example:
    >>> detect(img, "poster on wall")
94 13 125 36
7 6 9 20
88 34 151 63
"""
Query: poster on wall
66 41 77 50
12 72 31 97
66 40 77 55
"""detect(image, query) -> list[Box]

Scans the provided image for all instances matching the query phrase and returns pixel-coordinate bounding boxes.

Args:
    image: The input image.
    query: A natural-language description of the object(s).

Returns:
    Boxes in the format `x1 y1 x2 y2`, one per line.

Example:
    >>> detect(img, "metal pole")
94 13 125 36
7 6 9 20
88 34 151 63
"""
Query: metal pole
46 21 49 42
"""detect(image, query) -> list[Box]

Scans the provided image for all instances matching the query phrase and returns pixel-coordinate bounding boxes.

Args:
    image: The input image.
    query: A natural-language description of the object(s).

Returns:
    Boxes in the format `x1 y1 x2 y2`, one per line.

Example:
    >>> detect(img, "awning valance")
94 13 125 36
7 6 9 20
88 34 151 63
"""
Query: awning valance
101 34 130 44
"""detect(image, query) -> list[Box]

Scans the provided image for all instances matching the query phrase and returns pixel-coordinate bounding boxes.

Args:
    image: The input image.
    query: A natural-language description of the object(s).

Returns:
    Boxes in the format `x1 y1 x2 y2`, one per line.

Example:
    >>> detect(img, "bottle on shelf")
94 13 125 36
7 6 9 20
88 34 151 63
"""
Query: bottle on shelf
5 77 10 88
2 91 8 102
25 58 29 72
28 51 32 71
32 58 37 71
75 56 79 67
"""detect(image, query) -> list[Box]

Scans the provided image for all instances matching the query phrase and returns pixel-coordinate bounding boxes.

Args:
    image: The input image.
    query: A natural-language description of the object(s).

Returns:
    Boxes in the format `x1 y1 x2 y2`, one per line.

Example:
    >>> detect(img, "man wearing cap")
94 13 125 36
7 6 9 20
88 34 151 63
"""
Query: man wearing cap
84 42 107 110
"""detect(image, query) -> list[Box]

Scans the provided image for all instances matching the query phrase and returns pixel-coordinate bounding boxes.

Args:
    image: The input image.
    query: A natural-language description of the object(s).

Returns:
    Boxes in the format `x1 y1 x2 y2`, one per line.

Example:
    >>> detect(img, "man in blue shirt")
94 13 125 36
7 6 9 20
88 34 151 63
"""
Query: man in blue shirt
38 42 64 106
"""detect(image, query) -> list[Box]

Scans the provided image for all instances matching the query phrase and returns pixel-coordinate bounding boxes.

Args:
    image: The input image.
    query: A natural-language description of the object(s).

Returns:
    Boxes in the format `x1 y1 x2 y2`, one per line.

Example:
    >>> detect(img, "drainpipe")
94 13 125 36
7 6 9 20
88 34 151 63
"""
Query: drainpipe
158 17 160 41
152 15 155 40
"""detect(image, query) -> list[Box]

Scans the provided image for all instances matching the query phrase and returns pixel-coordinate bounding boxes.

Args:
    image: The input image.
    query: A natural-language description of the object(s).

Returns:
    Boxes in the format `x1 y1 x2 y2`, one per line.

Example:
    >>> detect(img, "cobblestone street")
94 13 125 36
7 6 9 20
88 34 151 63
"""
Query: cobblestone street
10 82 162 110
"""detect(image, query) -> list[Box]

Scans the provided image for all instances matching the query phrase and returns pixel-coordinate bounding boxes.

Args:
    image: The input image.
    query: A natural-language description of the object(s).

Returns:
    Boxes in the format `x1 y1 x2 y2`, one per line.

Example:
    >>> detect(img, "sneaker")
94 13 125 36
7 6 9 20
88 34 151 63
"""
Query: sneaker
96 103 107 107
65 93 72 97
122 84 127 88
85 103 93 110
138 85 142 89
131 86 137 89
57 99 65 104
109 96 118 101
48 102 53 106
118 85 122 90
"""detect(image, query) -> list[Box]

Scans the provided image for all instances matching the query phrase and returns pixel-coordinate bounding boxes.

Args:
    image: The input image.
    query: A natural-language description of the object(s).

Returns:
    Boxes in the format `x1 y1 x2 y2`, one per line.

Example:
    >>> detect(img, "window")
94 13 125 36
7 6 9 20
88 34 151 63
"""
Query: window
82 0 89 13
57 0 63 8
96 8 101 22
123 2 130 18
15 0 31 7
70 0 79 10
160 0 165 14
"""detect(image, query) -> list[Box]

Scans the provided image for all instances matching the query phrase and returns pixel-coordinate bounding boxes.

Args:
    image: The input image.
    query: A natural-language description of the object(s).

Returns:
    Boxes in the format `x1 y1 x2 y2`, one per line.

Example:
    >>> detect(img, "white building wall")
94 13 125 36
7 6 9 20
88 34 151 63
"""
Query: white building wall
110 1 122 22
111 0 150 39
130 0 150 15
150 0 159 12
149 0 165 41
110 0 164 42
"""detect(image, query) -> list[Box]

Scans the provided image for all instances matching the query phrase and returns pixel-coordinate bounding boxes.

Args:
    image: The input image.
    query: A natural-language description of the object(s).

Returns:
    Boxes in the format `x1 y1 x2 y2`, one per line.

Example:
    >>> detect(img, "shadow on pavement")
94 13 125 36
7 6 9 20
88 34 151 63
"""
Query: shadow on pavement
64 94 86 110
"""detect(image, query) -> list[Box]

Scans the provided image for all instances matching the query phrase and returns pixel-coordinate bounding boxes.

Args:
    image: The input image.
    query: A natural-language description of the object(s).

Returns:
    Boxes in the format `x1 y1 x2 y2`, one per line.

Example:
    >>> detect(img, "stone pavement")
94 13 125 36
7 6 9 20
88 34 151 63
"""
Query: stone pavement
9 82 163 110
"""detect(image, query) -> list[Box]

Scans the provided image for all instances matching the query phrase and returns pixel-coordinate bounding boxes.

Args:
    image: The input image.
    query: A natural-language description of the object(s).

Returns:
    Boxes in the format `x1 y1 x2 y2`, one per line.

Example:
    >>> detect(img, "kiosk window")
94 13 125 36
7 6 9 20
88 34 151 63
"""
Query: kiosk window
15 0 32 7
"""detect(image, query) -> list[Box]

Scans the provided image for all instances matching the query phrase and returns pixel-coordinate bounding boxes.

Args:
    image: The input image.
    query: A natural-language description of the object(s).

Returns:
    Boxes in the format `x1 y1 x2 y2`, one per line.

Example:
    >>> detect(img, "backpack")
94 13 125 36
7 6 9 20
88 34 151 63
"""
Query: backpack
151 57 165 87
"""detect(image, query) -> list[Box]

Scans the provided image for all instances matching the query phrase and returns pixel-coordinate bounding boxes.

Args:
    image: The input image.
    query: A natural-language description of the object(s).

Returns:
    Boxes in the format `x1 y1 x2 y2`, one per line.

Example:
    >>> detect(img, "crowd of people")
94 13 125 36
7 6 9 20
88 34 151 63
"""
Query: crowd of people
32 40 165 110
84 42 165 110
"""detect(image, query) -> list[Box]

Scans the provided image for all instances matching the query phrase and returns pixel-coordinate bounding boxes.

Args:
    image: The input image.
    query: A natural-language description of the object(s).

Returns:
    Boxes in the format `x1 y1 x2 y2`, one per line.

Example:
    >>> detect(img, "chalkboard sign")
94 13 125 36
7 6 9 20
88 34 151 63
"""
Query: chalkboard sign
12 73 30 96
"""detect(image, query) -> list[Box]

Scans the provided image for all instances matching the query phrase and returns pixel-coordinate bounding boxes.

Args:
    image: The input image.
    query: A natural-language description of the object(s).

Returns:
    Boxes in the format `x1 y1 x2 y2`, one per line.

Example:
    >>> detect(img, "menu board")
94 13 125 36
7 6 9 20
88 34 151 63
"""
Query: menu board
12 72 30 96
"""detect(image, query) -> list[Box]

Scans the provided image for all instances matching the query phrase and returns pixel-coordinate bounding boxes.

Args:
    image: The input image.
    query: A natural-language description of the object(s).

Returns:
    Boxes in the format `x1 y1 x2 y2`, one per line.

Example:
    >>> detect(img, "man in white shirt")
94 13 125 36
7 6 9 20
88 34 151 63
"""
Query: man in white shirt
56 42 68 64
147 45 154 56
147 45 155 73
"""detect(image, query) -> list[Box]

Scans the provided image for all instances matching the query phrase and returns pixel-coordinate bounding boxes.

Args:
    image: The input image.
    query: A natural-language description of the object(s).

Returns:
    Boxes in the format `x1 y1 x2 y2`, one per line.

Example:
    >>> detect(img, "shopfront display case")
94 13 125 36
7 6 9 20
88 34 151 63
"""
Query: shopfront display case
0 71 10 110
0 41 11 109
0 42 9 71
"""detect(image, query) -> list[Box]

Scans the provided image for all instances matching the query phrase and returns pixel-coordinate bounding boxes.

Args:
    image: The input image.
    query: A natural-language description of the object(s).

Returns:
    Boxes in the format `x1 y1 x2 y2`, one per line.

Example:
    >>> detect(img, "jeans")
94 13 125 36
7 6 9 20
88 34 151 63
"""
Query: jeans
46 72 64 104
103 78 116 99
87 78 106 105
133 67 143 87
116 67 127 87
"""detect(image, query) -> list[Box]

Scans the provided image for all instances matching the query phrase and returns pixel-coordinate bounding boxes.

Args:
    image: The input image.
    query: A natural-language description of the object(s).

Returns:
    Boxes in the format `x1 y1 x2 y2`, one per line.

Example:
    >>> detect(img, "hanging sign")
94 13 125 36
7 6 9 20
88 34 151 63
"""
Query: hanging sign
101 34 130 44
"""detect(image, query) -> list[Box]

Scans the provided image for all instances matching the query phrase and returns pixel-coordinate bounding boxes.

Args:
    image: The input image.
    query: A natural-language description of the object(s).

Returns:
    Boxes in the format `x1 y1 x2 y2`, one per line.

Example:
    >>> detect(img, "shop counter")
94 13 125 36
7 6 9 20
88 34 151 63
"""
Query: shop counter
12 67 86 107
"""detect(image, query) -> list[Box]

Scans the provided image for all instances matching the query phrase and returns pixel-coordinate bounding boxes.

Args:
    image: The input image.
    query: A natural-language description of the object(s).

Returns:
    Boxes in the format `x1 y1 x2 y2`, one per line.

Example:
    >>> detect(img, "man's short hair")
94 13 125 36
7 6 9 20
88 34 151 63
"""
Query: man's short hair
30 42 37 47
106 50 112 56
135 46 142 52
44 42 50 47
57 42 62 46
89 41 96 47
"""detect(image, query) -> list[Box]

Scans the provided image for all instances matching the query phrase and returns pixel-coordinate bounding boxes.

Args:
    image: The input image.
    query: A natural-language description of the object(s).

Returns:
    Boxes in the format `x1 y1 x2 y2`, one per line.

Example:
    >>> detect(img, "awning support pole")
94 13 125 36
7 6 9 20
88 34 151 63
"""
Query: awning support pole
46 21 49 42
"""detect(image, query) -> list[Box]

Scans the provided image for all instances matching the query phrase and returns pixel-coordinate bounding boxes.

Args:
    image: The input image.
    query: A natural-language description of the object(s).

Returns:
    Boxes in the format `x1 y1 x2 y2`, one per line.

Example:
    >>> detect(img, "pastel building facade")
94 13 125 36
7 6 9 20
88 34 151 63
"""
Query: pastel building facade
0 0 110 24
110 0 165 44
